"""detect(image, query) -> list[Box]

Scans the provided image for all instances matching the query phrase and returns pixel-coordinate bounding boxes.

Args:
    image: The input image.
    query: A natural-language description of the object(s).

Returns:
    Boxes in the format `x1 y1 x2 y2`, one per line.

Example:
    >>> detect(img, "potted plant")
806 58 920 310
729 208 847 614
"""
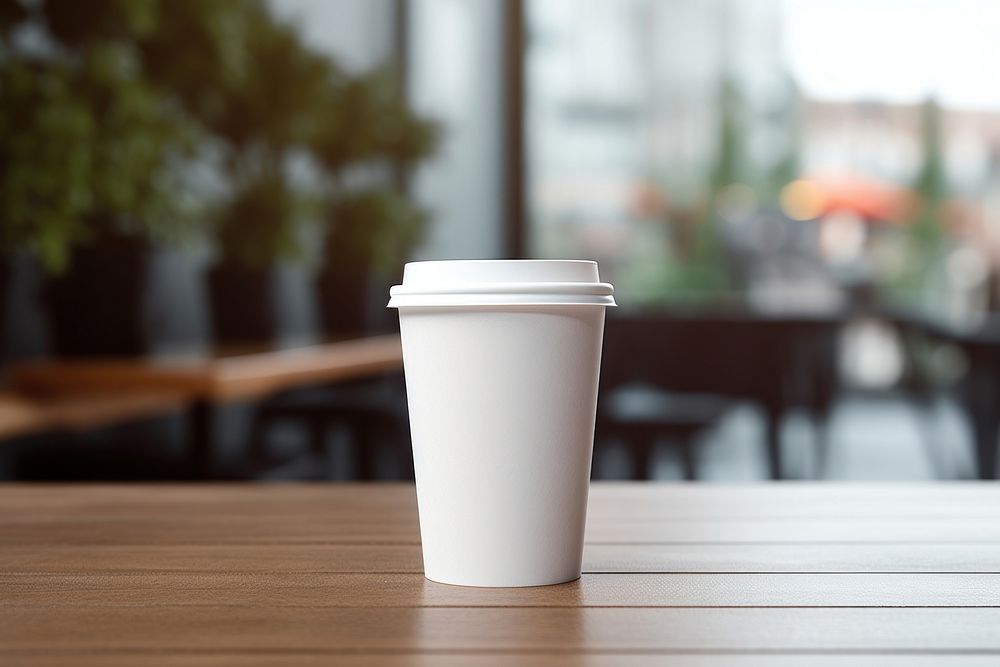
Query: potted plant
204 3 329 345
0 0 214 356
0 1 94 345
0 17 196 354
30 0 317 352
318 188 428 335
0 59 94 347
39 45 196 356
311 68 439 336
207 174 304 343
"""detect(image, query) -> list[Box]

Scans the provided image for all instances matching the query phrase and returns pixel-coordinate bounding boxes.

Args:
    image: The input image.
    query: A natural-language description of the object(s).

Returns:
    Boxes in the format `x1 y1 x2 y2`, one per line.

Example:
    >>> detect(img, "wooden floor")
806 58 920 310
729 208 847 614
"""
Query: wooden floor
2 483 999 665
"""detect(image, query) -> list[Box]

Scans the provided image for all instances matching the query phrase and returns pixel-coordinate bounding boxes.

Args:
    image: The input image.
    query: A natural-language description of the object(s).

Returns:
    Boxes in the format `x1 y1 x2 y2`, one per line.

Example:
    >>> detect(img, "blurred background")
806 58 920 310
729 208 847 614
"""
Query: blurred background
2 0 1000 482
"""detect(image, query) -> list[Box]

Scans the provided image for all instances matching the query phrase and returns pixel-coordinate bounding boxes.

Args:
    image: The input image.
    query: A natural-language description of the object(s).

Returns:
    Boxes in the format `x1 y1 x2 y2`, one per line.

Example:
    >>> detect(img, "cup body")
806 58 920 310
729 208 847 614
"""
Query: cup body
397 303 606 586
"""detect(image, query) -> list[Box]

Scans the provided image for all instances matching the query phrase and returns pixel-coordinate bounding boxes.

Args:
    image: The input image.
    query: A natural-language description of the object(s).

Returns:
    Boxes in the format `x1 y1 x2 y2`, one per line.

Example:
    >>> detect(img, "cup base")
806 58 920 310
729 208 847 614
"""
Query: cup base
422 572 582 588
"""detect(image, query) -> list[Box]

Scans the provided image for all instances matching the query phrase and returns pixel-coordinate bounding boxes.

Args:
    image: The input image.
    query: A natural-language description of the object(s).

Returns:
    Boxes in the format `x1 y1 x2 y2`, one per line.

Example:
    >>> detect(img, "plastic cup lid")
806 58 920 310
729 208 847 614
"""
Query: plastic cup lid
387 260 616 308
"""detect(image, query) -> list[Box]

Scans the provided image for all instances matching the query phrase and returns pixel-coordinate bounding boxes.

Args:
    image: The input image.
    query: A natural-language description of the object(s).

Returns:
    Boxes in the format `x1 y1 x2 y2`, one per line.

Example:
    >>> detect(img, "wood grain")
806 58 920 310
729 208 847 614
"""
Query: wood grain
9 516 1000 546
4 482 997 520
5 657 1000 667
207 336 403 401
4 542 1000 575
0 544 424 574
3 483 1000 664
582 542 1000 573
6 542 1000 575
587 486 1000 519
0 392 49 439
2 607 999 652
3 572 998 607
5 484 1000 547
0 391 185 440
8 335 403 405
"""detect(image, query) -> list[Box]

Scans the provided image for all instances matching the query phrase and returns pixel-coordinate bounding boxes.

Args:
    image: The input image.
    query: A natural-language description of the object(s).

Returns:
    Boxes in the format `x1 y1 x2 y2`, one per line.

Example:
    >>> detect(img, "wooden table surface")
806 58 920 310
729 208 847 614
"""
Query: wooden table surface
1 336 403 463
8 334 403 405
0 391 190 441
2 483 999 665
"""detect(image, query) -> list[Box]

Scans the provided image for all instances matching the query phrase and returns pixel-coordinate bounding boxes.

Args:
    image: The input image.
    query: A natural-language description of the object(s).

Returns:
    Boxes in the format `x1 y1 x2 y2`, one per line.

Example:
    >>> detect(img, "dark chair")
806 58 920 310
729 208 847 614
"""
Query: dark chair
596 384 729 480
249 375 412 480
598 310 840 479
598 316 734 480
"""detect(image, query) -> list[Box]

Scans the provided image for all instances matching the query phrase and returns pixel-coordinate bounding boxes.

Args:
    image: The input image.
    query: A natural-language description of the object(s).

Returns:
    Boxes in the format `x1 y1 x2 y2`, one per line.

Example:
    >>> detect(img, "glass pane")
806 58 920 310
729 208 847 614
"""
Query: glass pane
526 0 1000 319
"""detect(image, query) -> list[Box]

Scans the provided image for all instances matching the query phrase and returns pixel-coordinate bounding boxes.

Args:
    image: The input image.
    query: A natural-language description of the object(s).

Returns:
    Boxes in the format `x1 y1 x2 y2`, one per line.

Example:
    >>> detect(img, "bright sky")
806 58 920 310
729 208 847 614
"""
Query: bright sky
782 0 1000 110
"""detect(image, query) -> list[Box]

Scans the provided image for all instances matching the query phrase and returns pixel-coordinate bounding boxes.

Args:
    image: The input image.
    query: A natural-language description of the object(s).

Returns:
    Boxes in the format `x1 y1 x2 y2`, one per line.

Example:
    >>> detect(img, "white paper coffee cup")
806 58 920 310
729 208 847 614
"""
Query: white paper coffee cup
388 260 615 587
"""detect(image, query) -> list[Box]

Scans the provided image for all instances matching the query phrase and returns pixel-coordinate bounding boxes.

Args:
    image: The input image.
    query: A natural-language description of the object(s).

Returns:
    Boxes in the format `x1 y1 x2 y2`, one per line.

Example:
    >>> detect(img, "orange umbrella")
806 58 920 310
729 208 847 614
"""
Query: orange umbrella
782 174 913 223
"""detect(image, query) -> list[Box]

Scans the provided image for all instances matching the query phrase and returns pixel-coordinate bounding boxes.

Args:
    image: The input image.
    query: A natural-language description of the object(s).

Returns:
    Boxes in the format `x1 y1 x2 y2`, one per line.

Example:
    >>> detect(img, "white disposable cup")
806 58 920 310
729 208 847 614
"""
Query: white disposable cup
388 260 615 587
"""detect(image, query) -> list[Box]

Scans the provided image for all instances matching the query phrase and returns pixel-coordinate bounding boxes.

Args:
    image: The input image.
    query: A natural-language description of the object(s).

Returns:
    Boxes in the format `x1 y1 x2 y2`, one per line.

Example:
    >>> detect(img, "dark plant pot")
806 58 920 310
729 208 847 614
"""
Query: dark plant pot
316 265 369 339
0 255 10 359
207 262 280 345
44 239 152 357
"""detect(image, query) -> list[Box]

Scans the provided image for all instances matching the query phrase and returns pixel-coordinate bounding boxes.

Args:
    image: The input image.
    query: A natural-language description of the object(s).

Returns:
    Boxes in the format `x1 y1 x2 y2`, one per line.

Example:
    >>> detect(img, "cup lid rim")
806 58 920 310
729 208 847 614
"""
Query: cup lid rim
389 281 614 297
388 259 615 307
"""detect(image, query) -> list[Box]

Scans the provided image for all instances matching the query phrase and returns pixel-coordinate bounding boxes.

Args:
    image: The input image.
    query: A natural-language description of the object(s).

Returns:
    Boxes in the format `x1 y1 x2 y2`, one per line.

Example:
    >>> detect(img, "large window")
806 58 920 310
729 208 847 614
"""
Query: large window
526 0 1000 317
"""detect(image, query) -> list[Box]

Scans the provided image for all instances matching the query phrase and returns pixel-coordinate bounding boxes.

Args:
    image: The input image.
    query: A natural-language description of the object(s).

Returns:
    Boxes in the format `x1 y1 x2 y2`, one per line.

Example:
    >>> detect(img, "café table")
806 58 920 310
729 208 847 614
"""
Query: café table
2 483 999 664
6 335 404 473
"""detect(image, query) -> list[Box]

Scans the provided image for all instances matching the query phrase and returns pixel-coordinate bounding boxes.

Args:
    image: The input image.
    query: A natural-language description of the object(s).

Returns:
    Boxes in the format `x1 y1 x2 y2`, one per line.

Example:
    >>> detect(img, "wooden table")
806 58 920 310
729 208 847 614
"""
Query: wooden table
0 391 189 441
6 336 403 473
3 483 999 665
9 335 404 404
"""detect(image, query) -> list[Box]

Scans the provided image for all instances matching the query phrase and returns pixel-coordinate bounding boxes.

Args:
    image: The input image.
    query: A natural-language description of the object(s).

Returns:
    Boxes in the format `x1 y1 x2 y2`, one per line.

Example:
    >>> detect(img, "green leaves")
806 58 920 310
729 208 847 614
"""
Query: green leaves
215 4 331 152
1 0 440 273
137 0 251 127
42 0 157 48
324 188 429 274
214 174 303 268
0 61 95 272
313 66 440 173
311 68 440 272
0 1 199 272
206 11 439 269
79 44 198 238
